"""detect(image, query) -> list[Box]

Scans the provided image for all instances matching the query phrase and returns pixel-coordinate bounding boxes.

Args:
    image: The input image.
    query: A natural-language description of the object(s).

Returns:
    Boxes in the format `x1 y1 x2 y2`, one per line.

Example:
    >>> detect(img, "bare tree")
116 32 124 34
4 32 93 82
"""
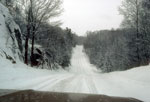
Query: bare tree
119 0 142 65
119 0 150 66
17 0 63 65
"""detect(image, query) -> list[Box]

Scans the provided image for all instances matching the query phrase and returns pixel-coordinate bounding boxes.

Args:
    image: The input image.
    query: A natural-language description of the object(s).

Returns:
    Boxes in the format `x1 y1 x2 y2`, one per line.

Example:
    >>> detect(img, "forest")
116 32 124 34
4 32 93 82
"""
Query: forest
1 0 150 73
84 0 150 72
0 0 78 69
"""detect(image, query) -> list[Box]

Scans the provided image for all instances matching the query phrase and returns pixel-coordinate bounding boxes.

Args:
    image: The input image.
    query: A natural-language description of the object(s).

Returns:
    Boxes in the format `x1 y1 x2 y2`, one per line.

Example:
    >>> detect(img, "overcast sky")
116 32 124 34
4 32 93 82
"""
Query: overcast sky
60 0 123 36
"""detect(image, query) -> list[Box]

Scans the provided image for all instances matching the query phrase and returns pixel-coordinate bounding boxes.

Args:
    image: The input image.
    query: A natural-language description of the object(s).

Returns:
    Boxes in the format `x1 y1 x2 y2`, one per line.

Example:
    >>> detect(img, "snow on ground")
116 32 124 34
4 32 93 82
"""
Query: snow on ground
0 46 150 102
70 46 98 74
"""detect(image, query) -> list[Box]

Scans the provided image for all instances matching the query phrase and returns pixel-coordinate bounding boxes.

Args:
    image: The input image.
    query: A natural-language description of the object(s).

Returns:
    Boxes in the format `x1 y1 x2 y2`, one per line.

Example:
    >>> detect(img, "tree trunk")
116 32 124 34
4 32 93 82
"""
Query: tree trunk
136 0 139 38
24 25 30 65
31 26 35 67
136 0 141 66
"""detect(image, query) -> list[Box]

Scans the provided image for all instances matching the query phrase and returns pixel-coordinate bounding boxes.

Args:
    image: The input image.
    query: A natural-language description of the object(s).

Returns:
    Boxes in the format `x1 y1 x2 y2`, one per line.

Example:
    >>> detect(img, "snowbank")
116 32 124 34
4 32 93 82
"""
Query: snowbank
93 65 150 102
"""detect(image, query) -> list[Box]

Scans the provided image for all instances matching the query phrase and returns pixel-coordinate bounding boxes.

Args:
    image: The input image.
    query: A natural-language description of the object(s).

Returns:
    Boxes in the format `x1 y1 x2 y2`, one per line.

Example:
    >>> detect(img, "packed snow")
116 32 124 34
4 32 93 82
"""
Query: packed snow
0 46 150 102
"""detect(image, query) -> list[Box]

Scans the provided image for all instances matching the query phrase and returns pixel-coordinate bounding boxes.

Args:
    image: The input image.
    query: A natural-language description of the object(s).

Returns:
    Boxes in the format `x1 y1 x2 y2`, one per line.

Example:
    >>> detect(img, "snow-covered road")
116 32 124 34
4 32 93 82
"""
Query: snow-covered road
0 46 150 102
22 46 100 93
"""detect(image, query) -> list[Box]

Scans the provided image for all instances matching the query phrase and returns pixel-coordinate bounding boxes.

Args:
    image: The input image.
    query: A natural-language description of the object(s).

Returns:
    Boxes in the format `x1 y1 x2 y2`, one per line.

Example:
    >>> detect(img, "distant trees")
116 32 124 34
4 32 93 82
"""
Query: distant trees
16 0 63 66
36 24 76 69
73 35 86 45
84 30 129 72
84 0 150 72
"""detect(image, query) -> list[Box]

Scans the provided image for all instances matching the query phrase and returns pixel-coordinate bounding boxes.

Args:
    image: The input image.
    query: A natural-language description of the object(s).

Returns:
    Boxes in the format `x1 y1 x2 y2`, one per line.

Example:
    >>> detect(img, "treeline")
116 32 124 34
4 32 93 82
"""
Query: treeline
73 35 86 45
36 24 76 69
84 29 135 72
0 0 76 69
84 0 150 72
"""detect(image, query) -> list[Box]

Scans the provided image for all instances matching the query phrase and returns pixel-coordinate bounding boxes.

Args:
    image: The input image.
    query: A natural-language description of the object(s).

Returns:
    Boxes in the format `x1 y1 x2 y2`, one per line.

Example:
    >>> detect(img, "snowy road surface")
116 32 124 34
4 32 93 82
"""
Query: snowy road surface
0 46 150 102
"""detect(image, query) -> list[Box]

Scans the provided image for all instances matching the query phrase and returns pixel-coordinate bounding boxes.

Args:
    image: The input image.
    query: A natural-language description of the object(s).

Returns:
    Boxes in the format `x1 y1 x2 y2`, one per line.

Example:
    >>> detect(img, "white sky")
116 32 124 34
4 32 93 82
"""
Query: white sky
60 0 123 36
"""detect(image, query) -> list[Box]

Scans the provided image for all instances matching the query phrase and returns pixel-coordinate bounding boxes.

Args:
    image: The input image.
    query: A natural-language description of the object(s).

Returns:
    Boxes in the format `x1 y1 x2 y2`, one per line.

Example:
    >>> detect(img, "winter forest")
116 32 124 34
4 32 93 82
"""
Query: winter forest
84 0 150 72
0 0 150 102
0 0 77 69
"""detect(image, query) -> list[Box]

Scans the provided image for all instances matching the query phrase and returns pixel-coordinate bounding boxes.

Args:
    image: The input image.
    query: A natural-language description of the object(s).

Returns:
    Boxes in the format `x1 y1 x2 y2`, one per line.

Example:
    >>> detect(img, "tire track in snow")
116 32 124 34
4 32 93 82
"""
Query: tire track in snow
37 74 74 91
18 75 57 89
73 75 84 93
22 46 99 94
84 75 98 94
48 75 77 92
21 74 73 91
